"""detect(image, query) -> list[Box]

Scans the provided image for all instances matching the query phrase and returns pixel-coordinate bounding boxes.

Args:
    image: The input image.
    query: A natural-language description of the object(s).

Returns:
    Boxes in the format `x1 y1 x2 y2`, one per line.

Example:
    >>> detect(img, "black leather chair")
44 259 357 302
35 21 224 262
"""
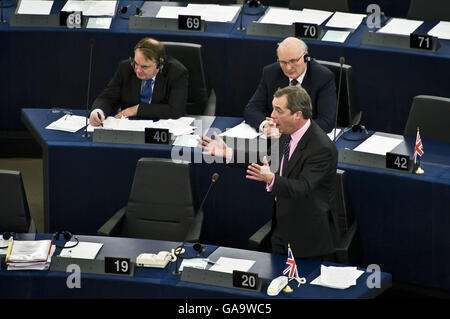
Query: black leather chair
289 0 350 12
98 158 203 243
404 95 450 144
407 0 450 21
0 170 37 233
316 59 362 127
248 169 362 265
163 41 216 116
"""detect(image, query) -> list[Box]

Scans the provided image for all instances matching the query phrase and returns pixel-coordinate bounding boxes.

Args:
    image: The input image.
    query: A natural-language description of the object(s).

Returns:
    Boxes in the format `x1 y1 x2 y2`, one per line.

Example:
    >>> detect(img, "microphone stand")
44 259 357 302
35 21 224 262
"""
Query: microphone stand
333 57 345 143
83 39 95 138
1 0 6 24
237 0 246 31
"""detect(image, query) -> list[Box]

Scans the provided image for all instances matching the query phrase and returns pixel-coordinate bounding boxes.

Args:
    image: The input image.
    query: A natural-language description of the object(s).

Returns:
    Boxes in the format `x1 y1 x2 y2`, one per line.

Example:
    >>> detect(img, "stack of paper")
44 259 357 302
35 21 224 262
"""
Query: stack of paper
6 240 55 270
311 265 364 289
46 114 88 133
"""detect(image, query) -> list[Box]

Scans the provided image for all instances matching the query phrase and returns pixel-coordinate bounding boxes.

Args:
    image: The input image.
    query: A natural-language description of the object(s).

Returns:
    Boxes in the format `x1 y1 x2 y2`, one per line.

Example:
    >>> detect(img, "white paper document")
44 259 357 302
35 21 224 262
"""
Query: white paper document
354 133 403 155
325 11 366 29
173 134 200 147
311 265 364 289
428 21 450 40
208 257 255 274
322 30 351 43
46 114 88 133
377 18 423 36
86 17 112 29
219 121 261 139
179 258 208 271
157 4 240 23
17 0 54 15
59 241 103 260
6 240 52 263
260 7 332 26
62 0 117 16
327 128 342 140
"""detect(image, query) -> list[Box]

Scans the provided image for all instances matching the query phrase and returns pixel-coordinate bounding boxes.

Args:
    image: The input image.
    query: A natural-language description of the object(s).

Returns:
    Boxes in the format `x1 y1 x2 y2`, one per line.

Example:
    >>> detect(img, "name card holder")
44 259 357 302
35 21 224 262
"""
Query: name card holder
129 16 205 32
50 256 135 277
181 267 263 292
362 31 440 52
93 128 175 146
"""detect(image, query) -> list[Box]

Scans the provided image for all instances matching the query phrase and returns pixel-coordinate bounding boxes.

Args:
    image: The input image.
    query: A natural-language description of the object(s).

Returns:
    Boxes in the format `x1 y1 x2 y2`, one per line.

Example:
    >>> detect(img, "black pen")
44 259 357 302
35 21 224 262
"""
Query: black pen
97 112 103 127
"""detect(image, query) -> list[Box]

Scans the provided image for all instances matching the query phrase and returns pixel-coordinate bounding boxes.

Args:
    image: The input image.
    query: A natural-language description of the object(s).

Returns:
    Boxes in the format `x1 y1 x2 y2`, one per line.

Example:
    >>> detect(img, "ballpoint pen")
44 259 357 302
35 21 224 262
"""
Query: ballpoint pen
97 112 103 127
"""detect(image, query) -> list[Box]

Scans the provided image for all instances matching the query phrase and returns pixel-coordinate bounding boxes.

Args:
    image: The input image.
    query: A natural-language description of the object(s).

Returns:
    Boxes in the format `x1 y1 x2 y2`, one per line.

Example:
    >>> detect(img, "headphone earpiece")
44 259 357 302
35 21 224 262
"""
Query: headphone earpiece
52 231 79 249
304 54 311 62
193 242 205 255
118 5 142 16
0 232 15 248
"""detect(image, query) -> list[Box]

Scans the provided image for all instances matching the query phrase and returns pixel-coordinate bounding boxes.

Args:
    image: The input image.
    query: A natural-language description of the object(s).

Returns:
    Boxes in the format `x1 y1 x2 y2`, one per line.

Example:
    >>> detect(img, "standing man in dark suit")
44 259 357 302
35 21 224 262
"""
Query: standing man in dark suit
89 37 188 126
199 86 338 259
244 37 336 134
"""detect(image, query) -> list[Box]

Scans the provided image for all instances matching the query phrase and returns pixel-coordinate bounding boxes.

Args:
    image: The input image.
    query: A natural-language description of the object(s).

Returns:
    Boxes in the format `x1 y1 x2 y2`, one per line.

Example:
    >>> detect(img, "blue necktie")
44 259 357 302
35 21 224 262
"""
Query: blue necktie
281 135 291 176
140 79 153 103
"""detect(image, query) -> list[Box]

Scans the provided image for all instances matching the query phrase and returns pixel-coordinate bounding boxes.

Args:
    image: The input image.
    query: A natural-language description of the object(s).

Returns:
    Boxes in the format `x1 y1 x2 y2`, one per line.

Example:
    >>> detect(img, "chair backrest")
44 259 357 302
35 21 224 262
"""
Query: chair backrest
120 158 198 242
163 42 208 115
0 170 35 233
289 0 350 12
334 169 354 240
316 59 361 127
407 0 450 21
404 95 450 144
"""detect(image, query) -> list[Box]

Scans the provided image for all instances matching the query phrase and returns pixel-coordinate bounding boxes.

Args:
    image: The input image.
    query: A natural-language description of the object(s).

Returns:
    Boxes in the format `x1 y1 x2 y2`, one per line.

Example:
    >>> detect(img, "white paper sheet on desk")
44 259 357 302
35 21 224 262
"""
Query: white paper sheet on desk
353 134 403 155
17 0 54 15
87 17 112 29
62 0 117 16
322 30 351 43
59 242 103 260
428 21 450 40
219 121 261 139
87 116 154 132
209 257 255 274
173 134 200 147
186 4 241 23
310 265 364 289
46 114 88 133
377 18 423 36
327 128 342 140
325 11 366 29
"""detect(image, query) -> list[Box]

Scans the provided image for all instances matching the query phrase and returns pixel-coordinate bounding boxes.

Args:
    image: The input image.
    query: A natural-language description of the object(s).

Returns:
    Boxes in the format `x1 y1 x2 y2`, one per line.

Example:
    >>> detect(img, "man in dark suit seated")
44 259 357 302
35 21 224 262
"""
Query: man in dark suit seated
199 86 339 259
244 37 336 135
89 37 188 126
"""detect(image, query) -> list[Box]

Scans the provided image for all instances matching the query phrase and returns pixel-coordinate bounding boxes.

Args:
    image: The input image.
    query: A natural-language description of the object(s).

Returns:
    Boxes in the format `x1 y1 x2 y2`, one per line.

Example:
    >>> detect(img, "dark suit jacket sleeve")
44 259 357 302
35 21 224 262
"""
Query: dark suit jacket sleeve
243 66 273 130
90 62 125 116
137 58 188 119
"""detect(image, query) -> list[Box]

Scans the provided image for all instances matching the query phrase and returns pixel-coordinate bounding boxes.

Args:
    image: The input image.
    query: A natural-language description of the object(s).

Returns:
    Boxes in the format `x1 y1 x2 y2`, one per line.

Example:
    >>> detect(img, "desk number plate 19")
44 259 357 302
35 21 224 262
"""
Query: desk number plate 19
178 15 201 31
232 270 259 290
145 128 170 144
105 257 131 275
386 152 410 171
410 33 434 50
294 23 319 39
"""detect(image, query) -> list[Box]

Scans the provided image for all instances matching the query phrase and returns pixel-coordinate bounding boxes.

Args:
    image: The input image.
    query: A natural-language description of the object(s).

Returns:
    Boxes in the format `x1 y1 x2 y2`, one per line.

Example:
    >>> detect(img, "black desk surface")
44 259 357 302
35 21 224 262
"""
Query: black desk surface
0 233 392 299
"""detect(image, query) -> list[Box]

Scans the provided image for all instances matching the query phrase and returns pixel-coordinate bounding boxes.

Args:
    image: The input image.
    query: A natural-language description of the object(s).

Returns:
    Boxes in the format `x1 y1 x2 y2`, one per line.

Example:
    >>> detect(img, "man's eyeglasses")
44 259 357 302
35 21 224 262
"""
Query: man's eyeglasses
130 58 154 70
278 53 305 67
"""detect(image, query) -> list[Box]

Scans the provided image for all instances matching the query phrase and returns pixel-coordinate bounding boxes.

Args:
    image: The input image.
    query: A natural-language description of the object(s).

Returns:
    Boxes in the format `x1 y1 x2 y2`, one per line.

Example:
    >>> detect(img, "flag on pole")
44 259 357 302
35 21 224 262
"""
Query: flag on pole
282 244 299 279
413 127 424 164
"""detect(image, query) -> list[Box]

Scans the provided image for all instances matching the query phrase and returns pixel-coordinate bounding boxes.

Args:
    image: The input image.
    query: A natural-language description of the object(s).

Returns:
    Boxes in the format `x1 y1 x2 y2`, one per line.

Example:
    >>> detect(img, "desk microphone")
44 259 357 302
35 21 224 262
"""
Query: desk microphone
172 172 219 275
198 172 219 214
83 39 95 138
333 56 345 143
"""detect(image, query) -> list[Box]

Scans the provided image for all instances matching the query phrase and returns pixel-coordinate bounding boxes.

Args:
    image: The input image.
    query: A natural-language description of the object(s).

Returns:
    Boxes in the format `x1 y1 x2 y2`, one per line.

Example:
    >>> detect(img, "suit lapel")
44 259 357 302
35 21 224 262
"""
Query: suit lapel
151 72 166 103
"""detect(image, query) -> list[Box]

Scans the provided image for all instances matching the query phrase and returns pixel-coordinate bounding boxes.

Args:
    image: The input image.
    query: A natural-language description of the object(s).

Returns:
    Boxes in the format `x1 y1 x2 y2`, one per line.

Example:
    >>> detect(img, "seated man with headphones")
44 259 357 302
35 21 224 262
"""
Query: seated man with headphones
89 37 188 126
244 37 336 135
